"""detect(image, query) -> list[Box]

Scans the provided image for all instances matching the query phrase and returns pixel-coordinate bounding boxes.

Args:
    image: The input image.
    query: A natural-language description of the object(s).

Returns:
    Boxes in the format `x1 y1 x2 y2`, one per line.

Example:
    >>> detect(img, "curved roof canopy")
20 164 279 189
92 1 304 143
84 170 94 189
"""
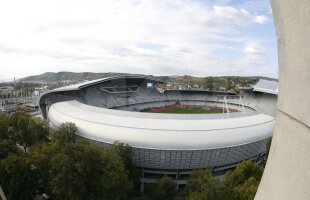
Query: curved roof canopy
253 79 278 94
43 75 165 93
48 100 275 150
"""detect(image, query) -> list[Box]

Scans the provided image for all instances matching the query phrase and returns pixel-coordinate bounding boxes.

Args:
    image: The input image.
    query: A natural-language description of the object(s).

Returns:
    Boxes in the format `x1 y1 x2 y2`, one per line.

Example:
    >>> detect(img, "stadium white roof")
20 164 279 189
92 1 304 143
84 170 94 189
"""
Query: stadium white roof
48 100 275 150
45 75 164 93
253 79 278 95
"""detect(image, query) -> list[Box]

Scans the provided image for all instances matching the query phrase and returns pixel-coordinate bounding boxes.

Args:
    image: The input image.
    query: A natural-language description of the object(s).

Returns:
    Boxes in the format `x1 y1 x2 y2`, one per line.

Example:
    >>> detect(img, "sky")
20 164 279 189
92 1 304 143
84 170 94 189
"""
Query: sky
0 0 278 81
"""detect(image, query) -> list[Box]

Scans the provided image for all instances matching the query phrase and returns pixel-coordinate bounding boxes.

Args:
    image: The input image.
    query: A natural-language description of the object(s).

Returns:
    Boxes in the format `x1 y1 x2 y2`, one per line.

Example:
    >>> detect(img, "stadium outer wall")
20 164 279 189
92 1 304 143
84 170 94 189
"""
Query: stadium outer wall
48 112 270 187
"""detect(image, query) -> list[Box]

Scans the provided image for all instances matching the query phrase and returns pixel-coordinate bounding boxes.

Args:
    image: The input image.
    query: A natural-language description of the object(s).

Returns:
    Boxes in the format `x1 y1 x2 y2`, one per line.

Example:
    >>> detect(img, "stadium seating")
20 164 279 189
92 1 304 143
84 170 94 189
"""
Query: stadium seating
77 78 277 117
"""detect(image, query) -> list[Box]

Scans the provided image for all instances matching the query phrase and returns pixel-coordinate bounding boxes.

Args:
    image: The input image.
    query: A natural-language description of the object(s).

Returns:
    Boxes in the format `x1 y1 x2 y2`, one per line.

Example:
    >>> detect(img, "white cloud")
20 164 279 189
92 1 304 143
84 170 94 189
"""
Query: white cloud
232 41 268 74
243 42 264 54
0 0 276 79
254 15 269 24
212 6 269 26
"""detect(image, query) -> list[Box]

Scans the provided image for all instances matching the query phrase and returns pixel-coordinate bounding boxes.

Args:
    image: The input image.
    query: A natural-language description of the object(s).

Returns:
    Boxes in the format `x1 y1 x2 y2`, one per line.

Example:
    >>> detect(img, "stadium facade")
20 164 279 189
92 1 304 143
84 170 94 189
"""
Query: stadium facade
39 76 277 187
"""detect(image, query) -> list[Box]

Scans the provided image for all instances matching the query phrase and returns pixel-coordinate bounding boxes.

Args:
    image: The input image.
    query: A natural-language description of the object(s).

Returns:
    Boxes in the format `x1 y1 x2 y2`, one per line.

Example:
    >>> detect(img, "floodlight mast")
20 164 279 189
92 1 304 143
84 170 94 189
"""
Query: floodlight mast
223 96 230 116
222 99 225 114
238 96 245 113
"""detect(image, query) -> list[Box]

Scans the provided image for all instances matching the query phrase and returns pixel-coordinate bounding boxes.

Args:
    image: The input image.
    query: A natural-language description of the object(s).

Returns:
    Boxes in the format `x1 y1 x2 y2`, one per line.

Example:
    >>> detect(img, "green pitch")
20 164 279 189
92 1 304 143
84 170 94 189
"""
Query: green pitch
160 107 223 114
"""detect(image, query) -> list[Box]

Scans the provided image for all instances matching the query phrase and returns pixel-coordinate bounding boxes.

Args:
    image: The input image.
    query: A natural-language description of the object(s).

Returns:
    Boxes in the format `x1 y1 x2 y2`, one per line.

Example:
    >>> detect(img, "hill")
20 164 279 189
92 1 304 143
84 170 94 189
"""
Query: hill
18 72 140 83
17 72 277 92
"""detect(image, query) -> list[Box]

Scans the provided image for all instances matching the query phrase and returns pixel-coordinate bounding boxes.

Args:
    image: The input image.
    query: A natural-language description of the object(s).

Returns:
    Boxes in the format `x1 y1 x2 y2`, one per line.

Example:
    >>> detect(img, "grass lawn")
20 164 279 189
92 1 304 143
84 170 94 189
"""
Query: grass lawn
160 107 223 114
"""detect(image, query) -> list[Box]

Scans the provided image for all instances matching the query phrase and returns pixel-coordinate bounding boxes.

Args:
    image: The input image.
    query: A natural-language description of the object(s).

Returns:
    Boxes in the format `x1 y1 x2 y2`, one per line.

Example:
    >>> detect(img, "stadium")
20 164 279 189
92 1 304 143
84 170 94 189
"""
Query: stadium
39 75 277 187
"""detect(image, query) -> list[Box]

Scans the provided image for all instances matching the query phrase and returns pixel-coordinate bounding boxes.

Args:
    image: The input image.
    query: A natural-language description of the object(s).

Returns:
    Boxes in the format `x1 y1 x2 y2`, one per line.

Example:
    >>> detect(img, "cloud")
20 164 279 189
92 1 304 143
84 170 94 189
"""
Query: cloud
254 15 269 24
243 42 264 55
233 41 268 73
212 6 269 26
0 0 277 79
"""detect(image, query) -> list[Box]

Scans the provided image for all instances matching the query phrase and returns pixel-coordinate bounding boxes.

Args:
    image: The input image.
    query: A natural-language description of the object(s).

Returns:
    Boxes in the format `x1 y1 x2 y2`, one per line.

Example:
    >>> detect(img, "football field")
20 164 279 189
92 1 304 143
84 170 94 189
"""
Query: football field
159 106 223 114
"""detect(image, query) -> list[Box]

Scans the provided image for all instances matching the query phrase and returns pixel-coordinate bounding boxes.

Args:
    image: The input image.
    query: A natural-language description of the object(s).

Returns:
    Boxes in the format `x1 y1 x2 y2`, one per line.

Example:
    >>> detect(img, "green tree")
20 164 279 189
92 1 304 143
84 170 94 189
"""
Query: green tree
236 177 260 200
10 112 49 153
100 148 133 200
0 114 10 139
111 141 141 197
186 168 226 200
224 160 264 200
30 142 61 194
0 155 39 200
225 77 234 90
203 77 214 90
29 117 49 143
51 122 78 144
150 176 176 200
0 139 20 159
31 141 132 200
10 112 32 152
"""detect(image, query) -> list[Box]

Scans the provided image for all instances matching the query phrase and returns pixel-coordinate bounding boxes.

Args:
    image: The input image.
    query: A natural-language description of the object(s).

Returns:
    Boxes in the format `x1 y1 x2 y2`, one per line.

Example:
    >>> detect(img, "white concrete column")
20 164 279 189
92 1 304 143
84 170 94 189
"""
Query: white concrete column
255 1 310 199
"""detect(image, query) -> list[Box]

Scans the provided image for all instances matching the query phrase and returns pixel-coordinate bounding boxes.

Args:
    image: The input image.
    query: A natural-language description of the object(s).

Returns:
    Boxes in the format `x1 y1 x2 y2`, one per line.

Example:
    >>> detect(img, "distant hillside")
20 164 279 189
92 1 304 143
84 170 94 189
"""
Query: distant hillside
249 76 278 82
17 72 277 89
18 72 140 83
174 75 277 82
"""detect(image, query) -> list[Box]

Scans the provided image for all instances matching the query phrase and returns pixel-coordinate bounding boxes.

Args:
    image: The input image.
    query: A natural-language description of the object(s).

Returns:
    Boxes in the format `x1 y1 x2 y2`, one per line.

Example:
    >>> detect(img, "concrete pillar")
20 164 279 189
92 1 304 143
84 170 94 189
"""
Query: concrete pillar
140 182 144 193
140 168 145 193
255 0 310 199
